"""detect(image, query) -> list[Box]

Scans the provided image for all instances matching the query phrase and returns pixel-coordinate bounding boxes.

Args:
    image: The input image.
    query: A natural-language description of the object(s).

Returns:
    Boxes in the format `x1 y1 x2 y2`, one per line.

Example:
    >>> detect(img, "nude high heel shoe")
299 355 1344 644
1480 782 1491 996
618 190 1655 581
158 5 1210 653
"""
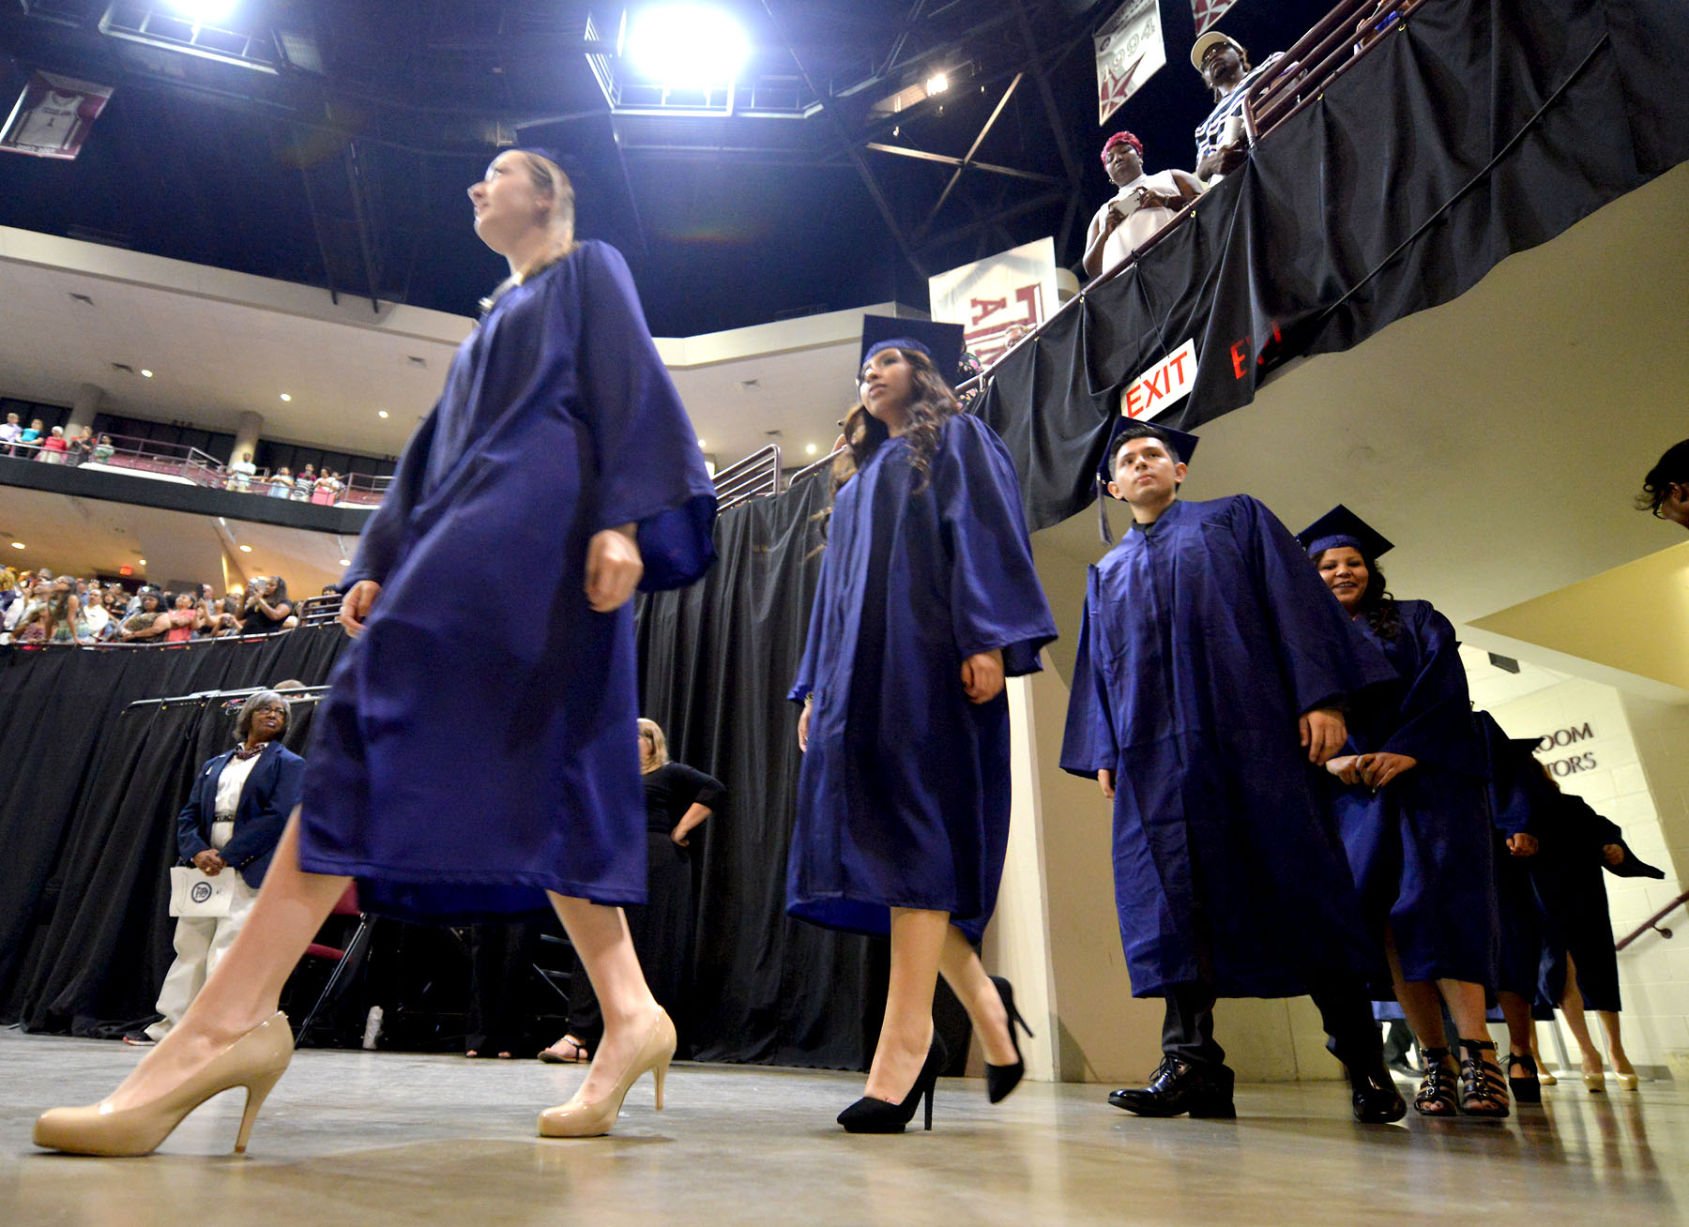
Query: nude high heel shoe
537 1007 675 1139
33 1012 294 1157
1615 1071 1639 1092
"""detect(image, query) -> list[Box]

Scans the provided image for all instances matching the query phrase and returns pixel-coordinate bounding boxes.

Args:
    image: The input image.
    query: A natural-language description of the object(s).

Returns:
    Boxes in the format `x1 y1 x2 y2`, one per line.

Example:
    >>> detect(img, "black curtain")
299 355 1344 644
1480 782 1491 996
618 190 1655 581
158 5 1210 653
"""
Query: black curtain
636 473 890 1070
978 0 1689 531
0 630 345 1032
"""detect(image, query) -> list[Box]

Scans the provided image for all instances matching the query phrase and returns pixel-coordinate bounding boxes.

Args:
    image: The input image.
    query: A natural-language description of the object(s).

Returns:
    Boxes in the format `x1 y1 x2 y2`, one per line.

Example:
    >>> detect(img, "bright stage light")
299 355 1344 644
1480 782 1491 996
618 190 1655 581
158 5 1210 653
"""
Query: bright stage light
165 1 239 24
925 72 950 96
627 5 752 88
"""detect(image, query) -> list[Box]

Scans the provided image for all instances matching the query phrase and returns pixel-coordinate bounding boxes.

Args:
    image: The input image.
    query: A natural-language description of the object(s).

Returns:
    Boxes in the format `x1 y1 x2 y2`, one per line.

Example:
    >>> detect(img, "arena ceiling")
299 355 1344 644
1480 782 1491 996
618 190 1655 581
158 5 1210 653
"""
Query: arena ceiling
0 0 1339 335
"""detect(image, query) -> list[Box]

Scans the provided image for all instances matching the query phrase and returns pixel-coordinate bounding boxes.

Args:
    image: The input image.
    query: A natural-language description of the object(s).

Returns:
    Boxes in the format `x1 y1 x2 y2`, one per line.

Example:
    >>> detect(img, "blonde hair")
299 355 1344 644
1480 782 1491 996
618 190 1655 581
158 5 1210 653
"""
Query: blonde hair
478 151 579 315
637 718 669 774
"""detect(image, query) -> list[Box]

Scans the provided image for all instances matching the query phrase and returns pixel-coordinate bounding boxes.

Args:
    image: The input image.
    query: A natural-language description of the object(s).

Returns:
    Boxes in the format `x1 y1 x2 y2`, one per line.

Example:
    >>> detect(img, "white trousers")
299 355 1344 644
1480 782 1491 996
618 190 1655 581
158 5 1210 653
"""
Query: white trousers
147 821 258 1040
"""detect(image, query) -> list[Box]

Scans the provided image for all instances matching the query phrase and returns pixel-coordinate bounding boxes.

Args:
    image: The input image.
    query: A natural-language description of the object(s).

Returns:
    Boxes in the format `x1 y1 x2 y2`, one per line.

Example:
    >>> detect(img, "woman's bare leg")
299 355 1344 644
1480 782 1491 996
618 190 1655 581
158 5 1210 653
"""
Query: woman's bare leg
863 908 948 1102
1596 1010 1633 1076
547 894 661 1106
1439 979 1495 1048
1385 934 1449 1053
1497 990 1535 1059
936 928 1017 1065
1558 953 1605 1073
105 811 347 1112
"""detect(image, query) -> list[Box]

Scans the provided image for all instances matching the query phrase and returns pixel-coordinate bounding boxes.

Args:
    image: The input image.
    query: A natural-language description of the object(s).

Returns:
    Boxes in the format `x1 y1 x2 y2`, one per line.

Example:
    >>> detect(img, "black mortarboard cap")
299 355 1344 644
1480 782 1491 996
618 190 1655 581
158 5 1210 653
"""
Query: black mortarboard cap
1296 504 1395 560
1095 416 1199 543
858 315 966 387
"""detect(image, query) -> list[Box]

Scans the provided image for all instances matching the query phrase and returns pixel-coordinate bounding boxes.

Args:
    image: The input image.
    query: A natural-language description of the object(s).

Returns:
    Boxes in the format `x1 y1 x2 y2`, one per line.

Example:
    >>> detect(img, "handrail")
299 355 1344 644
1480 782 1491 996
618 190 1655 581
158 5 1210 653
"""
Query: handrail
1616 891 1688 952
785 446 845 489
715 443 783 511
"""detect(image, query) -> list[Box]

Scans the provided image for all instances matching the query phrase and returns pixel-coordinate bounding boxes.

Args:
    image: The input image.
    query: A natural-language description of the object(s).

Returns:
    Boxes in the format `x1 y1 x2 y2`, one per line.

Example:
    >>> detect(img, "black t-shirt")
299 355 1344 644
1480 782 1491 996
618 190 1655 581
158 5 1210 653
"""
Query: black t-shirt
642 762 726 835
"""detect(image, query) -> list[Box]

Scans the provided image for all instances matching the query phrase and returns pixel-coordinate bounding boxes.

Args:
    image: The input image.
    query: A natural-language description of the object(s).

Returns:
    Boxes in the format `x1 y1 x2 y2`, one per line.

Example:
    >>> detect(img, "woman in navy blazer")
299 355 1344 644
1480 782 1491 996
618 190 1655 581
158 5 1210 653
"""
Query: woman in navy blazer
133 692 305 1044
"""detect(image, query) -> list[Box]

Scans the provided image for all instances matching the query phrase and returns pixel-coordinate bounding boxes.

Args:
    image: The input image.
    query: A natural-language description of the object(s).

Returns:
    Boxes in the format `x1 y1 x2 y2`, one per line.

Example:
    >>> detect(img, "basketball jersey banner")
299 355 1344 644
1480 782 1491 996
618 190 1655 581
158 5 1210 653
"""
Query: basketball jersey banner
1192 0 1248 36
1095 0 1166 125
1 72 114 161
928 238 1061 369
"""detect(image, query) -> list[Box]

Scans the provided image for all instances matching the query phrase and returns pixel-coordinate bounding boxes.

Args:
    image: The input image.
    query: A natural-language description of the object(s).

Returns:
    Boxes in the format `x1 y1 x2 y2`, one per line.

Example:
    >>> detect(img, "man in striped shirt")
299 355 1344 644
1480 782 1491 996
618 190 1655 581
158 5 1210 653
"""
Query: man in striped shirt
1191 31 1284 182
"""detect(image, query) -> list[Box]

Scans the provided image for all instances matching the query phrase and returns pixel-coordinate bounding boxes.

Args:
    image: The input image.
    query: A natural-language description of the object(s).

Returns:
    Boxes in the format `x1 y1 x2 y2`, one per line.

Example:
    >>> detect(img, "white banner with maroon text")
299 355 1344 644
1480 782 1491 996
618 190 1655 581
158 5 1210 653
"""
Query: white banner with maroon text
1095 0 1166 126
928 237 1061 369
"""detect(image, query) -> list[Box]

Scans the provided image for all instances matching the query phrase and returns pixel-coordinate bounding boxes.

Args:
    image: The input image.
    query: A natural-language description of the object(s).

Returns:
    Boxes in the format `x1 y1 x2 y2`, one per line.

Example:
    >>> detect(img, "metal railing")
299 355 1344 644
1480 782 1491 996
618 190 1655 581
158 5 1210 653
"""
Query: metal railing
713 444 784 511
1616 891 1688 952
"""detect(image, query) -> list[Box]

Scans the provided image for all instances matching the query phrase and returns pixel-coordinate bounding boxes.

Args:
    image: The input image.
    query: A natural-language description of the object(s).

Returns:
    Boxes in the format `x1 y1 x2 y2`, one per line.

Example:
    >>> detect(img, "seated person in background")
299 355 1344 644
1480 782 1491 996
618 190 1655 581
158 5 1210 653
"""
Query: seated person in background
120 588 171 642
1638 438 1689 529
131 692 304 1044
227 451 257 492
244 575 297 632
1082 131 1205 280
1191 31 1285 182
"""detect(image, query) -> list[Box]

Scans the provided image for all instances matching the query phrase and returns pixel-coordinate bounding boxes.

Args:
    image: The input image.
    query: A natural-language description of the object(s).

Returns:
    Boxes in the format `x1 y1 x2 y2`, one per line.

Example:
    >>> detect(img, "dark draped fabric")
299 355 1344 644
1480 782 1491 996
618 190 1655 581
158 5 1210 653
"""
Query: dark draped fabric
636 473 890 1070
977 0 1689 531
0 631 344 1033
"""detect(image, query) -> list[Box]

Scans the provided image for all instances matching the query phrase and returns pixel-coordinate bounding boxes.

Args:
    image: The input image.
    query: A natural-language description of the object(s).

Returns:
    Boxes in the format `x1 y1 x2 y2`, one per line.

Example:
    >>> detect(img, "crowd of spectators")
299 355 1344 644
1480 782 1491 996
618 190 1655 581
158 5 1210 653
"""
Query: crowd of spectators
0 567 312 647
3 412 358 503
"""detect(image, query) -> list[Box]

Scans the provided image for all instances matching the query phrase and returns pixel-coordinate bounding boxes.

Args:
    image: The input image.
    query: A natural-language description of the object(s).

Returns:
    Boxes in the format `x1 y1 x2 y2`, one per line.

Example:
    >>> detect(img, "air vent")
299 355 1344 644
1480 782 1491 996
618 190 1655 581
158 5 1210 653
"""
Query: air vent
70 293 94 306
406 356 428 368
110 362 135 374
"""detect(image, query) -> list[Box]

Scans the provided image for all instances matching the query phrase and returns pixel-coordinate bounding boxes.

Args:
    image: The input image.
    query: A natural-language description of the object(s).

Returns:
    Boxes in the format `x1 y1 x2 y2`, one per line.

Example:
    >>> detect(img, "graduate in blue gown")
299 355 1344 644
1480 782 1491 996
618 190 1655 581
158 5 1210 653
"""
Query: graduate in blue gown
1061 420 1403 1124
35 151 715 1157
1475 712 1552 1102
1299 506 1509 1118
789 317 1057 1132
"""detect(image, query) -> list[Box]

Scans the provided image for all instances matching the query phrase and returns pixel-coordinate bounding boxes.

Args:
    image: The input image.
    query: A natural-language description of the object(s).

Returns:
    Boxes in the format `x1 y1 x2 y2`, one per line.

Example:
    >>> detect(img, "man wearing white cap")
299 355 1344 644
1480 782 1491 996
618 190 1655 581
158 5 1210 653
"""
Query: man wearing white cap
1191 31 1284 182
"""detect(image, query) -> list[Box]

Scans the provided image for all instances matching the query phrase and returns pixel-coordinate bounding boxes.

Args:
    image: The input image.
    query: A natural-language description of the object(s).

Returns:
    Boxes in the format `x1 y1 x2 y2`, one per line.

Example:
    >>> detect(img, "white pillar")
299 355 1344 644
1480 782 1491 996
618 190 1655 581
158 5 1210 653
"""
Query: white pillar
232 411 264 466
65 382 104 435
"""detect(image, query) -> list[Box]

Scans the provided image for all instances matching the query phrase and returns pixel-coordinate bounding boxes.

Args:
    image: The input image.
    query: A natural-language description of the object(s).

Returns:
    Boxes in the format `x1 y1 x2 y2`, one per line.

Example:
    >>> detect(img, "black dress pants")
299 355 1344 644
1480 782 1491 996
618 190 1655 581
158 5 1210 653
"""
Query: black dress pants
1162 977 1381 1068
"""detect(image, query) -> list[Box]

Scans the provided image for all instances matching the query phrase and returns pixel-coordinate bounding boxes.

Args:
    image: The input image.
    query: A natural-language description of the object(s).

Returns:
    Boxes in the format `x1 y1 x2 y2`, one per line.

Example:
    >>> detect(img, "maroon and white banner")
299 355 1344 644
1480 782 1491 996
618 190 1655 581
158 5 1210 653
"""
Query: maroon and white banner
929 238 1060 369
1192 0 1248 36
0 71 114 161
1095 0 1165 126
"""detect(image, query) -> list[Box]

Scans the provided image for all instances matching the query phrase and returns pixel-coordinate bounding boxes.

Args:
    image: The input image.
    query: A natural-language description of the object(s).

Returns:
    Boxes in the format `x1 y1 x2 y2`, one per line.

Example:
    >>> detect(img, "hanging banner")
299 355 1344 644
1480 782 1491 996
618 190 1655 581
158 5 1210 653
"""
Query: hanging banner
929 237 1060 369
0 71 114 161
1095 0 1166 125
1192 0 1248 36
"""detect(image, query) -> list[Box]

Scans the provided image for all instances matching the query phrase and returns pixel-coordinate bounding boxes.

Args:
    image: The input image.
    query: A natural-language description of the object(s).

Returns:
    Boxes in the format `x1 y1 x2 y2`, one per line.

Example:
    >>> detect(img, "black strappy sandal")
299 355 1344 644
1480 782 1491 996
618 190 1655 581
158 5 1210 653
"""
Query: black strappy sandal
1506 1051 1542 1105
1458 1038 1511 1118
1413 1046 1459 1117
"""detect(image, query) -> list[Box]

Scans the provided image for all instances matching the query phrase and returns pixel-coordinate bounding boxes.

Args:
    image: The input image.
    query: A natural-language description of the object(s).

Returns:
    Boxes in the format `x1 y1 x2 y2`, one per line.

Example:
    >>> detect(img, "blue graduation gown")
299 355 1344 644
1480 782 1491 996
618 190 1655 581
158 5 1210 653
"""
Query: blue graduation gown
786 413 1057 941
1329 601 1498 992
299 241 717 922
1534 792 1625 1012
1477 711 1551 998
1060 495 1394 999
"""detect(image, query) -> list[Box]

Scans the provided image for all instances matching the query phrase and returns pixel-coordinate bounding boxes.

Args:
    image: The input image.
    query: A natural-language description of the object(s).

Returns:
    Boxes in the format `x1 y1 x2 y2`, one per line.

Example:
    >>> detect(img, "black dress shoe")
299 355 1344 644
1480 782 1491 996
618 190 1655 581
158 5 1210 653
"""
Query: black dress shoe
1108 1056 1236 1118
1329 1039 1407 1124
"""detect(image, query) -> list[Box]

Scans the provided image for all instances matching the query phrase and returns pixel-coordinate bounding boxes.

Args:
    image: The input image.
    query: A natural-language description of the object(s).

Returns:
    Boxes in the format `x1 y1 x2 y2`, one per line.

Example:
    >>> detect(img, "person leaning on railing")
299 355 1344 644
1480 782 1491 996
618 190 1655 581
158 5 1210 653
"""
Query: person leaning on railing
0 412 21 456
1083 130 1205 281
243 576 297 632
1191 31 1285 183
121 588 172 642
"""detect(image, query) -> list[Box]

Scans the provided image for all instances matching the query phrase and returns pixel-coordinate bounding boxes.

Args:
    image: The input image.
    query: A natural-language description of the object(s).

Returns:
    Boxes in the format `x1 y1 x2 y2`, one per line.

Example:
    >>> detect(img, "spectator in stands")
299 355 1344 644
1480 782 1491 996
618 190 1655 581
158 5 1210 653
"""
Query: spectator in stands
40 576 80 643
121 588 171 642
311 469 341 505
17 418 44 452
37 426 69 464
293 464 317 501
1638 438 1689 529
105 582 129 618
1191 32 1285 182
244 576 297 632
130 691 304 1045
267 466 295 499
1083 131 1205 280
91 434 116 464
163 592 200 643
79 586 113 642
227 452 257 492
1 412 21 455
67 426 95 466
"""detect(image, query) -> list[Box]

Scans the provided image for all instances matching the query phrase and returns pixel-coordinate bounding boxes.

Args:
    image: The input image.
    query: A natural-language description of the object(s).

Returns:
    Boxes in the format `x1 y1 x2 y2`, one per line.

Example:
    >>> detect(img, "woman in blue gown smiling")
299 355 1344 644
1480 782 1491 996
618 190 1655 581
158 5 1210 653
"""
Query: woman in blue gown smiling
35 149 717 1156
788 317 1057 1133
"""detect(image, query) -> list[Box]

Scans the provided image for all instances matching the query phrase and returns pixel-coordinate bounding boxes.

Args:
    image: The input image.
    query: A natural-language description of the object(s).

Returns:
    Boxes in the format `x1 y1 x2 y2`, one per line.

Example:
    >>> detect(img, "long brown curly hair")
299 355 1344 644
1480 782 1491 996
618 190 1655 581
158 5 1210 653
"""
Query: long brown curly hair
830 347 962 500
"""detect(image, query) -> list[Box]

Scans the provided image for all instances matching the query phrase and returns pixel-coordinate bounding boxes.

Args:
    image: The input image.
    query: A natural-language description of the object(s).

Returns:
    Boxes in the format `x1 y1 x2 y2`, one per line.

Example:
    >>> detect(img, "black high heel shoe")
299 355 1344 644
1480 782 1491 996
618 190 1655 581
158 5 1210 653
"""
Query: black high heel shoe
986 975 1035 1104
838 1035 947 1134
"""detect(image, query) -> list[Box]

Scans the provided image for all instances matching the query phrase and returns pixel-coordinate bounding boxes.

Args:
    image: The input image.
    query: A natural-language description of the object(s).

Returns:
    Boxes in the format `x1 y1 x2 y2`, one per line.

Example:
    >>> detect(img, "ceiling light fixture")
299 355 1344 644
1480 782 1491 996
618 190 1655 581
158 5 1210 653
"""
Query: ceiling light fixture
239 544 253 553
138 558 147 565
925 71 950 95
10 541 24 550
626 4 752 89
805 443 818 456
697 438 707 449
140 369 154 378
279 393 292 402
164 1 238 24
338 558 352 566
377 410 390 419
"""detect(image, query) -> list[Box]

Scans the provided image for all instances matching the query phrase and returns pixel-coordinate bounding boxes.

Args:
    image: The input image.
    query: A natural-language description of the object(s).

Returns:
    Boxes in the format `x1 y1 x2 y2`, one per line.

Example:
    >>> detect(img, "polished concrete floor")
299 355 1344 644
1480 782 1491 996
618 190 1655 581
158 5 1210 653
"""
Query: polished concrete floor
1 1030 1683 1227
